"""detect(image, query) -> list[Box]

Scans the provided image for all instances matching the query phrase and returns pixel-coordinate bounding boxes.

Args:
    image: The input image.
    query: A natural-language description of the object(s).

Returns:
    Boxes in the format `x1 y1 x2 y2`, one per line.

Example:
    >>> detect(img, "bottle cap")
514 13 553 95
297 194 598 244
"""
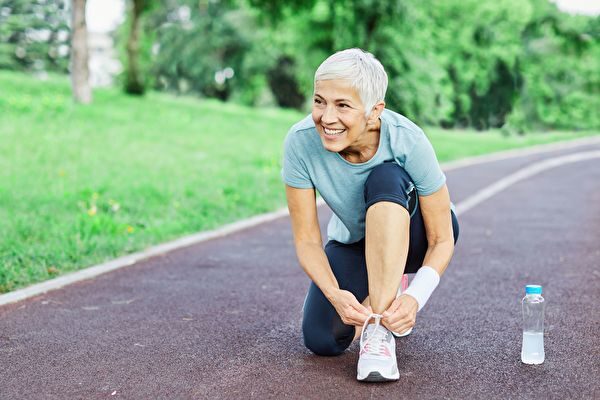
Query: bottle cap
525 285 542 294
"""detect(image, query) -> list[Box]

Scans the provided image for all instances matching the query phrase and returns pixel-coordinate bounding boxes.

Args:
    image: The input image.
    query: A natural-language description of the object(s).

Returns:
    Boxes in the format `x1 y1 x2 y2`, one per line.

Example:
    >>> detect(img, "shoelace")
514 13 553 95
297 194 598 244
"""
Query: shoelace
359 313 388 356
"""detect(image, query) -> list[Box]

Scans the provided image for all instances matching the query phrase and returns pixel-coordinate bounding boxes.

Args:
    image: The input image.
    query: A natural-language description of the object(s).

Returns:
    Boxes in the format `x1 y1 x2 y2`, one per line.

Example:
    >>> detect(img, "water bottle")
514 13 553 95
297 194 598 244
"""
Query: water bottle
521 284 545 364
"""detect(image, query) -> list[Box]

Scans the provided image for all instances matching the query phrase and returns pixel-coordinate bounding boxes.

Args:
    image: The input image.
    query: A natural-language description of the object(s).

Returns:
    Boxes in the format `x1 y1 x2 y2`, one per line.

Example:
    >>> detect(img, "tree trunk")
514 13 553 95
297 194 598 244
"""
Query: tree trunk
71 0 92 104
125 0 145 95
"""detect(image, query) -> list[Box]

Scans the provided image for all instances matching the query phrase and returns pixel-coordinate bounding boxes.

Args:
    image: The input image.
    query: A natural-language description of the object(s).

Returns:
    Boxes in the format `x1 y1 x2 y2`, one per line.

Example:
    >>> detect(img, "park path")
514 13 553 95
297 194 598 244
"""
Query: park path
1 140 599 399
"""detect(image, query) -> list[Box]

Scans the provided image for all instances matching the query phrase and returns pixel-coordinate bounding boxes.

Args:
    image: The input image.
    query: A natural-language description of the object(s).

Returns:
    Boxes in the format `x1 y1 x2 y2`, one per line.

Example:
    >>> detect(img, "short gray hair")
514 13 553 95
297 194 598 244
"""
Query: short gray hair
314 48 388 117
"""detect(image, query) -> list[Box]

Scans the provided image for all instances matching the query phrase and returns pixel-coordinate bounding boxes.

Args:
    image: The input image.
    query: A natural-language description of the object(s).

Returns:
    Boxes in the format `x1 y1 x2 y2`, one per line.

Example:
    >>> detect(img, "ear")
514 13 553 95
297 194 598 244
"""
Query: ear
367 101 386 124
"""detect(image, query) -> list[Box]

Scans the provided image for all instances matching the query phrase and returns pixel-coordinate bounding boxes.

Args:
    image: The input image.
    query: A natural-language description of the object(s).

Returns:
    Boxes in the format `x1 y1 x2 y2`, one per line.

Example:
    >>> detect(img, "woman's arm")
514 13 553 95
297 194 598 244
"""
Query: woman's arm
285 185 370 325
418 183 455 276
285 185 337 298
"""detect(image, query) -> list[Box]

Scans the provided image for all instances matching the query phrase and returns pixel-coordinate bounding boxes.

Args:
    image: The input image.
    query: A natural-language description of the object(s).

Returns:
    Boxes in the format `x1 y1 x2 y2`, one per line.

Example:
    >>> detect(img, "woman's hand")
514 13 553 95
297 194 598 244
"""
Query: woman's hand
381 294 418 334
329 289 372 326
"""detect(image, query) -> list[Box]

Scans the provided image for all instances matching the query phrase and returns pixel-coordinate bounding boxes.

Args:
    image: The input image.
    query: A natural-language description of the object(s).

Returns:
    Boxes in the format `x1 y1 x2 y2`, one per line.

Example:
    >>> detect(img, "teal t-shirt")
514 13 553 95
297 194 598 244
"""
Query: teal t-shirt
281 108 446 244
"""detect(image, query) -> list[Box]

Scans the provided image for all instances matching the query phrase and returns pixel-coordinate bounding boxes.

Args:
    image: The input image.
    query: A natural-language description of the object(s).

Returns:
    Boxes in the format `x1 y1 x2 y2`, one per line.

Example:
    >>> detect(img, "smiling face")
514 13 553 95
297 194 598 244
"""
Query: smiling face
312 79 382 154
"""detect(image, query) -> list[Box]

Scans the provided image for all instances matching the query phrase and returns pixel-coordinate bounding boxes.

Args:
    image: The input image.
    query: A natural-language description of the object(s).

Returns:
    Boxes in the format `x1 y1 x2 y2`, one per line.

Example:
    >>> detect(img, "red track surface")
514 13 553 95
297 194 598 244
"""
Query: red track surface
1 142 599 399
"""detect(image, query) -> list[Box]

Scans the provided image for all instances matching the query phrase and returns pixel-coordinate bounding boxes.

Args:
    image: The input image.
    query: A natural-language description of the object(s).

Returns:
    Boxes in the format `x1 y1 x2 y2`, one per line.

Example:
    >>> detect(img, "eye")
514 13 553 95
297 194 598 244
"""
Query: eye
313 98 322 104
338 104 349 108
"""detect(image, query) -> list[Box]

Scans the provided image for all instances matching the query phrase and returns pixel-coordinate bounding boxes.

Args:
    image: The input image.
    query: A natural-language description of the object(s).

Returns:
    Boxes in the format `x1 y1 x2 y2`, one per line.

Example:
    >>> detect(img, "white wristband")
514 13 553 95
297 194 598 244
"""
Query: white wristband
403 266 440 312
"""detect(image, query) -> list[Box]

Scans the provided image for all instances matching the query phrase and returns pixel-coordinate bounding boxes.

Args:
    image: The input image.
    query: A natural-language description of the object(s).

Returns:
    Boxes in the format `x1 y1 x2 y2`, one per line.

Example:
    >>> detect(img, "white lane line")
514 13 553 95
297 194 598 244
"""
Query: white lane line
454 151 600 216
1 142 599 306
0 208 300 306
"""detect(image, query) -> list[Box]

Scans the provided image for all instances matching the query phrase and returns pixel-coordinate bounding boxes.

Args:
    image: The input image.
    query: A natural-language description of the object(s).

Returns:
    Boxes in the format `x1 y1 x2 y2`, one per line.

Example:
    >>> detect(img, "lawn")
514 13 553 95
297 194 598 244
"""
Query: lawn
0 70 597 293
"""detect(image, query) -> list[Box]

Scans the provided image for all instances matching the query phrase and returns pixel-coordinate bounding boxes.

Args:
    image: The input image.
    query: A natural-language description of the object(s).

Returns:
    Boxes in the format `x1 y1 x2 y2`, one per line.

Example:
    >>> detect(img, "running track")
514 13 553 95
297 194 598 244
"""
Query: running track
1 139 599 399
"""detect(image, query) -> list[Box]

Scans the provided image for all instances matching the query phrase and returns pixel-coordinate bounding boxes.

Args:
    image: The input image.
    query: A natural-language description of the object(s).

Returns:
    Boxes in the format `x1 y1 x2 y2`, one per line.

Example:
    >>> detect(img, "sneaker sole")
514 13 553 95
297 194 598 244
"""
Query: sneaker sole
357 371 399 382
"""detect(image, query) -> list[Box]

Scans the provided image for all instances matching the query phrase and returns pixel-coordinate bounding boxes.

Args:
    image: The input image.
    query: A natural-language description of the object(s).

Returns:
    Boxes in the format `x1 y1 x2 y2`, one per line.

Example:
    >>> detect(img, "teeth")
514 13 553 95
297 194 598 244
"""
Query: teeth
324 127 345 135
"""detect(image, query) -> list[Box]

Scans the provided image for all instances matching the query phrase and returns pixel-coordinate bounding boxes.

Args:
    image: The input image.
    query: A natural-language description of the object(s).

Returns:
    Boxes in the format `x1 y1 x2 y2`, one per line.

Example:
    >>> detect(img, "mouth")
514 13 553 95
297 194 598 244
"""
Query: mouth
323 127 346 137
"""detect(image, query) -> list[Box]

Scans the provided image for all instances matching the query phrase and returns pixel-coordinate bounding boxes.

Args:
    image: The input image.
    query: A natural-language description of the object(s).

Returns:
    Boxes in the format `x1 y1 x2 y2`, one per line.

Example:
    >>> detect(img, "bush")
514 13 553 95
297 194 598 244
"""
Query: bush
0 0 70 73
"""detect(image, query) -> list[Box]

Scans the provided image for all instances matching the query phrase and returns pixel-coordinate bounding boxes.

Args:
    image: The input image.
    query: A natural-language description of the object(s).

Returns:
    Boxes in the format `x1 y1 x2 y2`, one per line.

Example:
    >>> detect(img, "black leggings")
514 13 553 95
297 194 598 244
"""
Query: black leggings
302 162 459 356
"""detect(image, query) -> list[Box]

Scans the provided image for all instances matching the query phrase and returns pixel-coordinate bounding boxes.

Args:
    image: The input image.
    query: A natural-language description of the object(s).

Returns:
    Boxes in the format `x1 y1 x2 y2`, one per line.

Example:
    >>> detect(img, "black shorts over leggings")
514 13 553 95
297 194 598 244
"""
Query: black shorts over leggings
302 161 459 356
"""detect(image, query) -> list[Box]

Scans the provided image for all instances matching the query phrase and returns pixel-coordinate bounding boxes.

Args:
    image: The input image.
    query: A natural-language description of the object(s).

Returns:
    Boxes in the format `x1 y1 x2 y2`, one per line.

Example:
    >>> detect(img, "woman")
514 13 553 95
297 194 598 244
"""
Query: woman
282 48 459 382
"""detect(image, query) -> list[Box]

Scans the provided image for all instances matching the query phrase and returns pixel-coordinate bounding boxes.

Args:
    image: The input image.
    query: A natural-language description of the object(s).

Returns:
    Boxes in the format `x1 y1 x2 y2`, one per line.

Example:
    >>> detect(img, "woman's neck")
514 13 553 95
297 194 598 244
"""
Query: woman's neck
339 119 381 164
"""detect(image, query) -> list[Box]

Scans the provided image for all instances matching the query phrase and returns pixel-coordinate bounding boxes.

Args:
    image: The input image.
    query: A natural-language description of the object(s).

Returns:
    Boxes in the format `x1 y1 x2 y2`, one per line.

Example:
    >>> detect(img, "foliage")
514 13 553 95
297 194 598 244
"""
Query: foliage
426 0 531 129
0 0 70 73
1 0 598 131
507 0 600 132
142 0 253 101
248 0 600 131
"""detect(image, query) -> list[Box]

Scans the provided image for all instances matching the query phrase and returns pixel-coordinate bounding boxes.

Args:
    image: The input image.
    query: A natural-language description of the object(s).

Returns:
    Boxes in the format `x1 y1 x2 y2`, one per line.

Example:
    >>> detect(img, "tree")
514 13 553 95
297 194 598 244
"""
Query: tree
249 0 453 121
145 0 251 100
124 0 599 131
427 0 531 129
125 0 155 95
70 0 92 103
507 0 600 132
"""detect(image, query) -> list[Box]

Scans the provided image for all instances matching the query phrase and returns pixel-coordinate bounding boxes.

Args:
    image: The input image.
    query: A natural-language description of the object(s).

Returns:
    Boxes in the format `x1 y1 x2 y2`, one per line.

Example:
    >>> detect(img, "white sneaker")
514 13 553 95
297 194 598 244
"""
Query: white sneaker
392 274 413 338
357 314 399 382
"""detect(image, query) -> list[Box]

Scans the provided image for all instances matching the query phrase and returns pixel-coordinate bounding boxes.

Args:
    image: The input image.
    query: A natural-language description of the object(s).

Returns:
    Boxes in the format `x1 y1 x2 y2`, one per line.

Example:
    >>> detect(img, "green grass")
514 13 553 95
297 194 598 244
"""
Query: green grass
427 127 596 161
0 70 598 293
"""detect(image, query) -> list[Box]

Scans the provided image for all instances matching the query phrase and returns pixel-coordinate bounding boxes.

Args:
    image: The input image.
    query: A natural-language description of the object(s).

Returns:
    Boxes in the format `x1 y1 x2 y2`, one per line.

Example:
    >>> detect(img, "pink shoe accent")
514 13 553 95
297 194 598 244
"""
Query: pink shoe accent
401 274 409 293
360 344 391 357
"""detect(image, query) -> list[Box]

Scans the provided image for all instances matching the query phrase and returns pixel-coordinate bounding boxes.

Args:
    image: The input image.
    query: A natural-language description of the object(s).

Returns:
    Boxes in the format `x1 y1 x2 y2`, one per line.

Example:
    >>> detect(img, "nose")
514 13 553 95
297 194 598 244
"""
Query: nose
321 105 338 124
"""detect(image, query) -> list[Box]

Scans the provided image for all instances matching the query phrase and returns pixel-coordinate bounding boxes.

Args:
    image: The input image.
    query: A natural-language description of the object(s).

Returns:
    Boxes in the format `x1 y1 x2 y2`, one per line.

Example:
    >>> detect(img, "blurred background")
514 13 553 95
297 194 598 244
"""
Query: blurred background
0 0 599 293
2 0 599 131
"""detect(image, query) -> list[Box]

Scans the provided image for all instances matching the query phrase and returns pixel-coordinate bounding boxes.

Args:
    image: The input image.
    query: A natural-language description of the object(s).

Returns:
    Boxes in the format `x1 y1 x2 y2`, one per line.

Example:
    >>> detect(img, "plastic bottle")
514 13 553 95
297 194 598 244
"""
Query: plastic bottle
521 284 545 364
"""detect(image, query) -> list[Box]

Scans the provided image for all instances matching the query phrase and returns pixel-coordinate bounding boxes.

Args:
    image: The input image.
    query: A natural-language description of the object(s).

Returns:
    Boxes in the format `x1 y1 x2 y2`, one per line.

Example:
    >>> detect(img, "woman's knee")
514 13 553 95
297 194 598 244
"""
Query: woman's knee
302 283 355 356
302 320 353 356
364 162 415 213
